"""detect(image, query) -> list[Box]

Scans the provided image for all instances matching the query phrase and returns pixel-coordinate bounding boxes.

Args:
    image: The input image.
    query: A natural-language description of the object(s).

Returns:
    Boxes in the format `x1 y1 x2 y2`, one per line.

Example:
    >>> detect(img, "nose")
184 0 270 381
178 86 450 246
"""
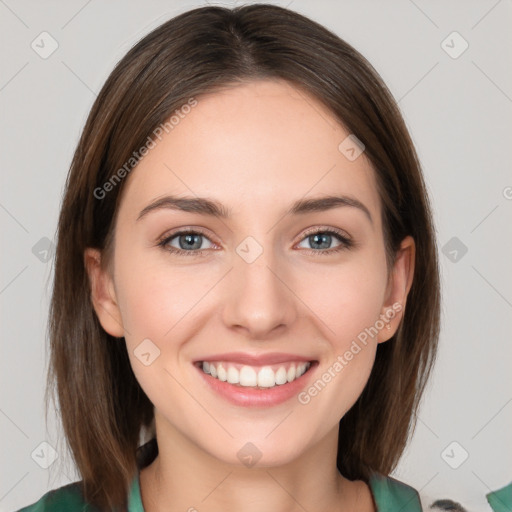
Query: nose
221 244 298 340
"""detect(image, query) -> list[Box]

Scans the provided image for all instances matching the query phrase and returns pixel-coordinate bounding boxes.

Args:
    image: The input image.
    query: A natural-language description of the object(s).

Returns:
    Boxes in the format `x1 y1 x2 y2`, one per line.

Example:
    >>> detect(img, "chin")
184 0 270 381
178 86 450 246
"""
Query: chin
208 440 305 470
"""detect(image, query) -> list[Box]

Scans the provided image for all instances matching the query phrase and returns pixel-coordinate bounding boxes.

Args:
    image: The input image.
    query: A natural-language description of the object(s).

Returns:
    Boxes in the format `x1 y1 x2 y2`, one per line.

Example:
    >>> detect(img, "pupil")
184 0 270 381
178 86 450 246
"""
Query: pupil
181 234 201 250
312 233 330 249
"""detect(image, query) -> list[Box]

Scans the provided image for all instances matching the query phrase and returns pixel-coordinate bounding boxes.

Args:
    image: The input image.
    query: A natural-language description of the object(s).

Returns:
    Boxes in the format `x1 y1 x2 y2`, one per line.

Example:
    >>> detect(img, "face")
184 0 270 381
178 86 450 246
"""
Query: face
85 79 414 468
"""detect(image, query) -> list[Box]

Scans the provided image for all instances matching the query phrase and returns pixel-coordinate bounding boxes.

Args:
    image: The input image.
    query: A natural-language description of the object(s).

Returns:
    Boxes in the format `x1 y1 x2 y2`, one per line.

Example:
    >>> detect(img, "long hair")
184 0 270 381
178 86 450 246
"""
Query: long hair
46 4 441 510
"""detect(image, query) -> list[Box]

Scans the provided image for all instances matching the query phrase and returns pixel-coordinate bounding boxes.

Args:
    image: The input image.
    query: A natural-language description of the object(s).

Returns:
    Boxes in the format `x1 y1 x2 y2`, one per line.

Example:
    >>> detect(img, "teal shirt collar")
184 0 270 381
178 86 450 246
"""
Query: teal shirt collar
128 468 424 512
128 470 144 512
486 481 512 512
127 469 512 511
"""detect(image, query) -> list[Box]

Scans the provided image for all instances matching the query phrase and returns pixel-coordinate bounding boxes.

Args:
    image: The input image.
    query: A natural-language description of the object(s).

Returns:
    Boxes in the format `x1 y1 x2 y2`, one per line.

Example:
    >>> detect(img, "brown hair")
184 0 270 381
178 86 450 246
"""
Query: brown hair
45 4 440 511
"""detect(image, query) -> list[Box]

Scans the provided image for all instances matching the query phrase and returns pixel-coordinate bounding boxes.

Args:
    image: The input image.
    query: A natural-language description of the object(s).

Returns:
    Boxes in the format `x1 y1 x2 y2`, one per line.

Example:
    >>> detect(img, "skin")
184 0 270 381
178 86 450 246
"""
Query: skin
85 79 415 512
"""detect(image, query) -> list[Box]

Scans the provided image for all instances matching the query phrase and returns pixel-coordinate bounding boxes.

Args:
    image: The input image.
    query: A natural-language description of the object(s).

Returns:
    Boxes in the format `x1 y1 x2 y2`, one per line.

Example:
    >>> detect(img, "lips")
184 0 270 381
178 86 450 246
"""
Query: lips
192 352 319 407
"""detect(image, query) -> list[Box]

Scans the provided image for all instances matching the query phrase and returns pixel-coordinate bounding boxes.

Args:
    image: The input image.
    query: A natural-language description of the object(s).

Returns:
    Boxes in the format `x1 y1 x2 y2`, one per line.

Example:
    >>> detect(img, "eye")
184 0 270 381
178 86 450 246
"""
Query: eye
295 227 353 255
157 229 216 257
157 226 353 257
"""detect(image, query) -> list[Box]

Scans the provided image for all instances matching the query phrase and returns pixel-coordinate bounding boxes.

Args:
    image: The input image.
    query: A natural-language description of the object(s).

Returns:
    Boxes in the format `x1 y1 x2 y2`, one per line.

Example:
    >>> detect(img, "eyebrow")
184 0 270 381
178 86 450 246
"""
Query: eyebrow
136 194 373 225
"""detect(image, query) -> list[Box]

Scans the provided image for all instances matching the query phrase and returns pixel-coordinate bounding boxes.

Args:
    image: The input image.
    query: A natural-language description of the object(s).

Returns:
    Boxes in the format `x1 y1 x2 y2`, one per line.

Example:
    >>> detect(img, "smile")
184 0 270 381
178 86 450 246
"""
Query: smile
199 360 312 389
193 352 319 407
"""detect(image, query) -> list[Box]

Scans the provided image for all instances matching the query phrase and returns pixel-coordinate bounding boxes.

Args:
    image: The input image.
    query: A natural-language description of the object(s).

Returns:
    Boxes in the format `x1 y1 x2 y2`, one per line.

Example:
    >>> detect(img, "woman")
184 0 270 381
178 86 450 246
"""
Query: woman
18 4 441 511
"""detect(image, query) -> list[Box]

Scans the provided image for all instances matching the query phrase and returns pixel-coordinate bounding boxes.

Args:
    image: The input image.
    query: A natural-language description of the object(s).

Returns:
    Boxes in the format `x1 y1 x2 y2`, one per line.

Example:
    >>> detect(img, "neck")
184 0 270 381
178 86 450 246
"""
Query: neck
139 419 375 512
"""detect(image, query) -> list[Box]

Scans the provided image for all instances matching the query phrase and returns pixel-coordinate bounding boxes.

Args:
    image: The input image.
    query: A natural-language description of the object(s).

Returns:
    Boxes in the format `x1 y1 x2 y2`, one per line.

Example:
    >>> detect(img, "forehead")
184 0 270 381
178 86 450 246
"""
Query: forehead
118 79 381 227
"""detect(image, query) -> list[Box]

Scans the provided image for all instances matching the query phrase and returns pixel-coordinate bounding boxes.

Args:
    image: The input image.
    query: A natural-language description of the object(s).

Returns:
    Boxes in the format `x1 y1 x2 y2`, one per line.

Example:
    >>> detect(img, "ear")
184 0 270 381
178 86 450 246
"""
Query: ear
84 247 125 338
377 235 415 343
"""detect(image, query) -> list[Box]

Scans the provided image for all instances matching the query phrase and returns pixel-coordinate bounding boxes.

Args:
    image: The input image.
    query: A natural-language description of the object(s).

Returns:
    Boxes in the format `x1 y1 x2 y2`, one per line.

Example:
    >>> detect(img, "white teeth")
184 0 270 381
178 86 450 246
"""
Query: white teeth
217 363 227 382
239 366 257 386
275 366 287 385
200 361 312 388
227 366 239 384
257 366 275 388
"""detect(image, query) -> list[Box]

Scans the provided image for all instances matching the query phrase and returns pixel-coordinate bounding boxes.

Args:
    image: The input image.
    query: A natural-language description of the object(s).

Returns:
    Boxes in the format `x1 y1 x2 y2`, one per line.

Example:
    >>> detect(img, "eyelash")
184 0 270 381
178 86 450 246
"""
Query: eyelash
156 227 353 257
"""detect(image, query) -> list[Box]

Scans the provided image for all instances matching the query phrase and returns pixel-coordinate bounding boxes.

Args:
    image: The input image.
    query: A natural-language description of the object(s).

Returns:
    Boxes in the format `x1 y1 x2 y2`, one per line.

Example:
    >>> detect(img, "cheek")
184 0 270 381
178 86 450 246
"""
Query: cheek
113 257 207 402
296 262 386 420
113 239 201 333
297 255 388 346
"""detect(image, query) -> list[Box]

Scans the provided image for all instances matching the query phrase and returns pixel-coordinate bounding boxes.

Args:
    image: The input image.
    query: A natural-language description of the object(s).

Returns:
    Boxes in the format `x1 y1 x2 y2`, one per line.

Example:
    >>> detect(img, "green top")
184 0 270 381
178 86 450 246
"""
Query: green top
15 471 512 511
15 436 512 511
485 480 512 512
16 469 425 511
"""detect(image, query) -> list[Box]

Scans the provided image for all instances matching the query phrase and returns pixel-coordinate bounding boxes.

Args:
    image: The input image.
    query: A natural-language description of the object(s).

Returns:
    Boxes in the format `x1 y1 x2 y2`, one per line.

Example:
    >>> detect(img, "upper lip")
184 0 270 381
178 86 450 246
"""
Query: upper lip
194 352 316 366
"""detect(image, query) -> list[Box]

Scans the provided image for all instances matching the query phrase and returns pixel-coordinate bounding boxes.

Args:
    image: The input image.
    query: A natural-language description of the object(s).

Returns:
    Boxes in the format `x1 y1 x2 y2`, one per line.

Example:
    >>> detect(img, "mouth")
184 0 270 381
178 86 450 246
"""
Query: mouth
193 360 317 390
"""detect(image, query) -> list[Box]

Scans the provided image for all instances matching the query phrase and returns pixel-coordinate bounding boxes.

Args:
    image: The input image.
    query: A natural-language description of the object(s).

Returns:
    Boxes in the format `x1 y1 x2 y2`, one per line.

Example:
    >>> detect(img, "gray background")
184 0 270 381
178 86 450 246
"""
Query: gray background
1 1 511 511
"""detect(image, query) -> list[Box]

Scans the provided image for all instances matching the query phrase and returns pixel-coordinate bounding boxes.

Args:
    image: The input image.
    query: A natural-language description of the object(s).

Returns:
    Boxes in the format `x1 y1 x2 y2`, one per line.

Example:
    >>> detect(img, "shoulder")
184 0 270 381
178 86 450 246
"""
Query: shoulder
369 472 423 511
15 481 99 512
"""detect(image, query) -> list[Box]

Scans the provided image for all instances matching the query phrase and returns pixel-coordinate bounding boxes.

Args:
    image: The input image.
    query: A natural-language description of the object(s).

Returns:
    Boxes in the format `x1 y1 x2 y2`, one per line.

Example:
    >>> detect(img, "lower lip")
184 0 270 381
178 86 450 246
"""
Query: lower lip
194 362 318 407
